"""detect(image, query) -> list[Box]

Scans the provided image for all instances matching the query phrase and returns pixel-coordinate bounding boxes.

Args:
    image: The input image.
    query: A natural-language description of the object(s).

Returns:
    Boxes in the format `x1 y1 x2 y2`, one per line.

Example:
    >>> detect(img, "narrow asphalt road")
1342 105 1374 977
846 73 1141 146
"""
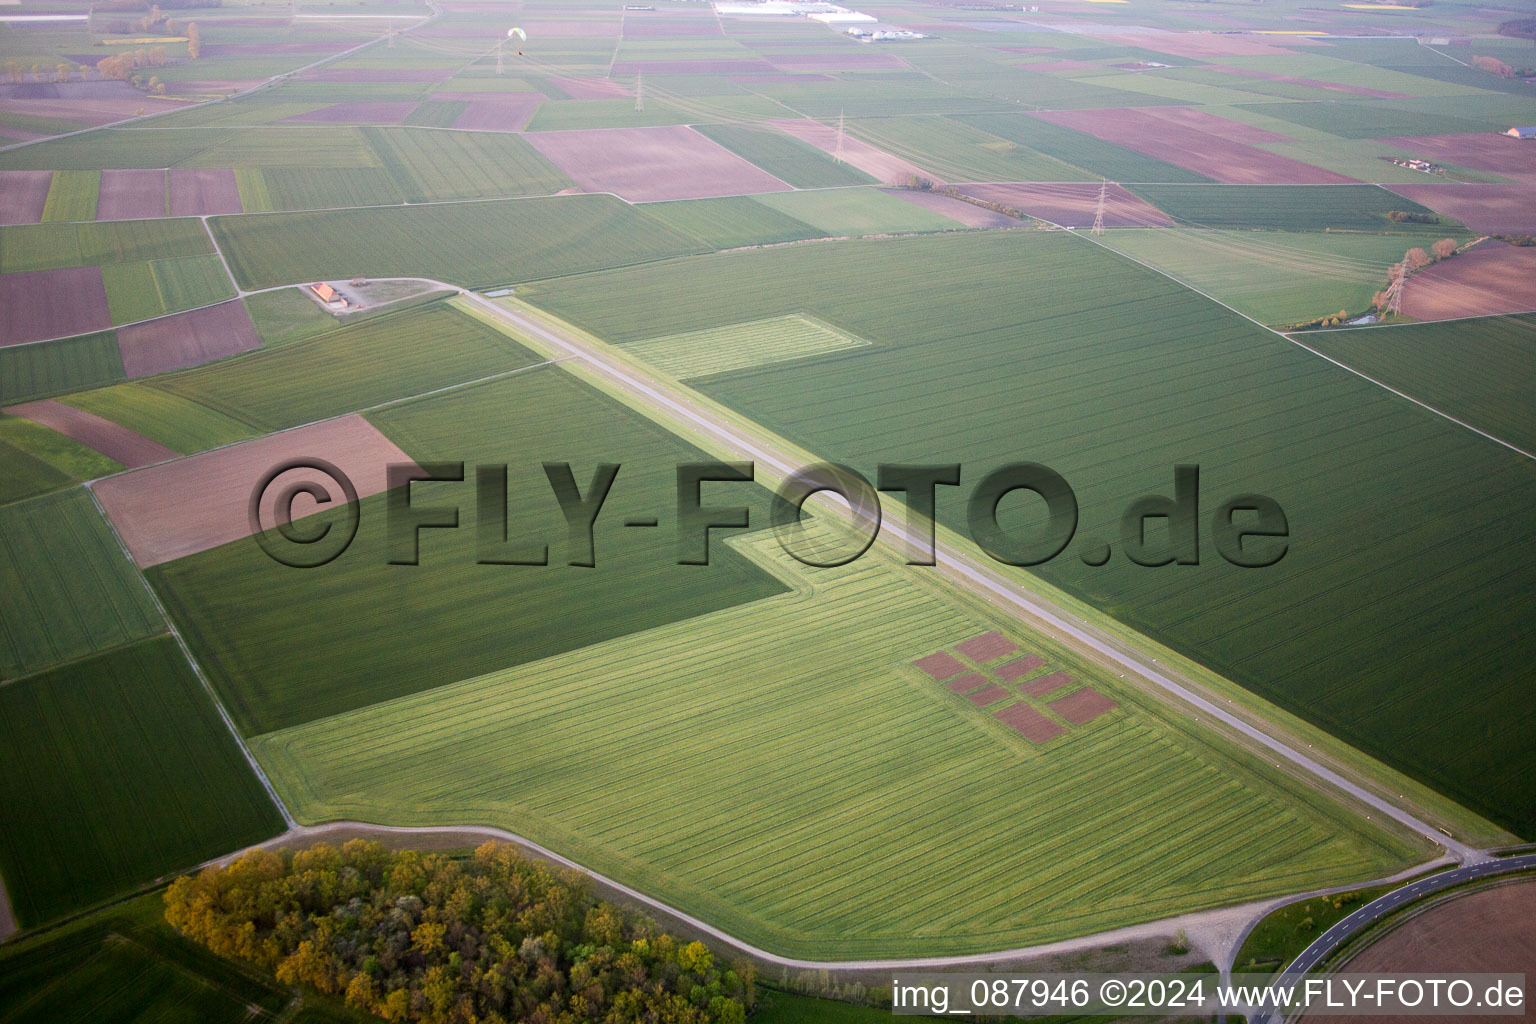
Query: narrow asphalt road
455 286 1478 865
1251 854 1536 1024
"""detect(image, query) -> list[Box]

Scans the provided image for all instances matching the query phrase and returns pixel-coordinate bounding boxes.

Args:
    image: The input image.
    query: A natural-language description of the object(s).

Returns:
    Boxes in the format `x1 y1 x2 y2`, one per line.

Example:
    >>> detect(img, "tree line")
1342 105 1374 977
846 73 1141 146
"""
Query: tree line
164 840 754 1024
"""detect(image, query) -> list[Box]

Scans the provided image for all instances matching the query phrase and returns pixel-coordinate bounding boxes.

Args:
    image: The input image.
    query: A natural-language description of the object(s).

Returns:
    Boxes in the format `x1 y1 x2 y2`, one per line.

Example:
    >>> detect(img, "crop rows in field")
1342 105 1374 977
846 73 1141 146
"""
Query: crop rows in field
753 187 966 236
694 123 876 189
40 170 99 223
950 112 1212 184
0 487 162 681
100 254 235 325
151 364 788 735
0 637 283 926
625 314 872 380
519 230 1536 837
1126 184 1452 231
0 330 125 406
61 383 257 456
0 415 122 507
639 196 826 250
0 218 214 274
365 127 573 202
210 194 707 290
844 116 1093 184
252 525 1411 958
1305 313 1536 454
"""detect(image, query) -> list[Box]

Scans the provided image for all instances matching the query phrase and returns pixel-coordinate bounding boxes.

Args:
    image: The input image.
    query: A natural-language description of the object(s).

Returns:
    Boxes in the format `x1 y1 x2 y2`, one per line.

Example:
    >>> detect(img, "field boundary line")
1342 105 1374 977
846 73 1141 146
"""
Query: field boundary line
81 484 296 829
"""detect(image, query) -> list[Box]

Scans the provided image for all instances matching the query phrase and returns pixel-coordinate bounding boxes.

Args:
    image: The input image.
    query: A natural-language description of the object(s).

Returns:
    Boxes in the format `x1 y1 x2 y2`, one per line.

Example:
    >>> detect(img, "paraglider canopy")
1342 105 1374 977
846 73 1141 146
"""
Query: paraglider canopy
508 26 526 40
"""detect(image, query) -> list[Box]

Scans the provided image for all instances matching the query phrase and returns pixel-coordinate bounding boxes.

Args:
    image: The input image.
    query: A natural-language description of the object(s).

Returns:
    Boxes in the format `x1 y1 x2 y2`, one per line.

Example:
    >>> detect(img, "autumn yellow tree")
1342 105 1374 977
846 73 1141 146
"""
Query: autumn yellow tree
1432 238 1457 260
185 21 200 59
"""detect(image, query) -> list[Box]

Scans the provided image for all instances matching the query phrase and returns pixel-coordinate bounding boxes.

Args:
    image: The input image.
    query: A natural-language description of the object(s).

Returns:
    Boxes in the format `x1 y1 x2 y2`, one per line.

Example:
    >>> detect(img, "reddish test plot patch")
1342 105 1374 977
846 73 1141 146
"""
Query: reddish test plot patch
301 69 454 83
97 169 166 221
452 96 545 132
1203 65 1408 99
914 651 966 680
525 125 790 202
1400 242 1536 321
966 684 1010 707
2 399 175 468
945 672 987 694
116 300 261 378
1379 134 1536 183
882 190 1016 227
769 52 909 71
994 702 1065 744
94 414 420 568
0 266 110 347
286 102 419 124
1048 687 1119 725
1031 108 1353 184
771 118 937 185
0 170 53 225
1384 184 1536 236
959 182 1172 228
1021 671 1074 698
548 76 631 99
955 631 1019 663
168 169 242 217
996 655 1044 682
611 59 778 75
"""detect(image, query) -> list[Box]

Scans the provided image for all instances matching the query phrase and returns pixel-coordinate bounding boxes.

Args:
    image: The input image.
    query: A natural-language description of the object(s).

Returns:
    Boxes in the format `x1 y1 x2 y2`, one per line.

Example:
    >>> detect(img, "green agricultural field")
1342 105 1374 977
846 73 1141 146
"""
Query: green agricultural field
1095 227 1454 325
210 194 706 290
0 218 214 274
0 487 161 681
365 127 573 202
638 196 826 250
253 522 1416 958
1306 314 1536 454
753 187 966 237
950 112 1213 184
237 166 404 212
845 116 1093 183
625 313 872 380
0 329 125 405
1234 100 1497 140
694 123 876 189
1126 184 1452 231
60 383 258 456
519 230 1536 837
101 254 236 325
0 129 236 172
151 363 788 736
40 169 99 222
0 416 121 507
179 126 384 169
0 637 283 926
153 301 537 432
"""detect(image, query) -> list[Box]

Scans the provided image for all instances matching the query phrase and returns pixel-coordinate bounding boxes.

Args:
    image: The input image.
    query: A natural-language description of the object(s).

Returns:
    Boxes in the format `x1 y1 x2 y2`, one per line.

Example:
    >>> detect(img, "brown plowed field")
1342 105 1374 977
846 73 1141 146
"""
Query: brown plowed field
958 182 1172 228
955 631 1019 663
1380 133 1536 182
525 125 791 201
94 413 421 568
1022 671 1075 698
915 651 966 680
881 189 1019 228
0 266 111 346
996 655 1045 682
97 169 166 220
116 300 261 378
1384 184 1536 236
1048 687 1118 724
4 399 176 468
167 169 242 217
1400 242 1536 321
0 170 52 225
771 118 937 185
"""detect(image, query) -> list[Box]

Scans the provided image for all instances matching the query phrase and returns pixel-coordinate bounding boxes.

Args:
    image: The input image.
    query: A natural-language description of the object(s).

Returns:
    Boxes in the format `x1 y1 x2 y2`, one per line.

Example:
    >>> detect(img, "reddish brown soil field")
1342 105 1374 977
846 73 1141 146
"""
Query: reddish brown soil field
0 170 53 225
1140 105 1294 144
0 95 178 125
167 169 242 217
611 59 778 75
955 631 1019 663
624 19 723 36
525 125 790 202
996 655 1045 682
772 118 938 185
1048 687 1118 725
967 684 1010 706
1203 65 1407 99
0 266 111 346
287 102 419 124
730 73 834 84
914 651 966 680
1099 32 1299 58
518 21 621 37
995 703 1065 744
97 169 166 220
452 96 545 132
1022 671 1075 698
116 300 261 378
549 76 632 99
1031 108 1352 184
958 182 1172 228
94 413 421 568
2 399 176 468
769 52 909 71
1307 880 1536 1024
200 41 342 55
1379 133 1536 182
1383 183 1536 236
301 68 454 82
945 672 986 694
1400 241 1536 320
